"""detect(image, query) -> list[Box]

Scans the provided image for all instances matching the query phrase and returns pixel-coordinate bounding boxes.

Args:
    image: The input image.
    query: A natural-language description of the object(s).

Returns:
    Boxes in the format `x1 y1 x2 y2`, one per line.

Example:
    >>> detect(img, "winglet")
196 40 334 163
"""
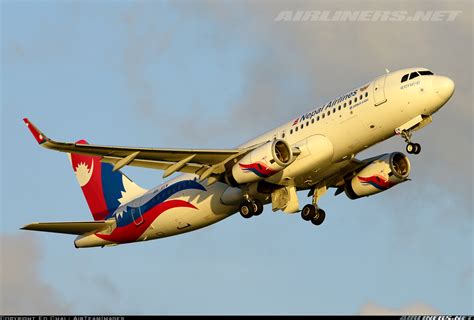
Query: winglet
23 118 48 144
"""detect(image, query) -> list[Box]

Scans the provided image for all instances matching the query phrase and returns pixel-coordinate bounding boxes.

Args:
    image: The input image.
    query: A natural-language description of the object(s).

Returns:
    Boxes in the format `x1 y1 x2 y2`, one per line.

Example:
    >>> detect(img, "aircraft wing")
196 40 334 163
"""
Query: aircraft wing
21 220 113 235
24 118 254 182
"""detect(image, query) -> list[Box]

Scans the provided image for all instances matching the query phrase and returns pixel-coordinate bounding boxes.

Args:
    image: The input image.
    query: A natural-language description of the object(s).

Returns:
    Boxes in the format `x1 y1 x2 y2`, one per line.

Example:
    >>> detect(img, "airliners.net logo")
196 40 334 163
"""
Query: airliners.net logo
274 10 462 22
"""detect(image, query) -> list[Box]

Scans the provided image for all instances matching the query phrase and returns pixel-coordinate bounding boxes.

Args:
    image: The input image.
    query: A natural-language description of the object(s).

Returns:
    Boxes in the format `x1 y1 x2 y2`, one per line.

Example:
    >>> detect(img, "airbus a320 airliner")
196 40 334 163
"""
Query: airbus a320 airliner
22 67 454 248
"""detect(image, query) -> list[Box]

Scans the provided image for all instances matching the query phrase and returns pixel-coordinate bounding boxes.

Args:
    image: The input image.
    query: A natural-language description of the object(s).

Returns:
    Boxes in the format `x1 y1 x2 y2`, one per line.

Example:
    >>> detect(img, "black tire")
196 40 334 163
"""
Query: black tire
252 199 264 216
406 143 415 154
301 204 316 221
239 200 254 219
414 143 421 154
311 209 326 226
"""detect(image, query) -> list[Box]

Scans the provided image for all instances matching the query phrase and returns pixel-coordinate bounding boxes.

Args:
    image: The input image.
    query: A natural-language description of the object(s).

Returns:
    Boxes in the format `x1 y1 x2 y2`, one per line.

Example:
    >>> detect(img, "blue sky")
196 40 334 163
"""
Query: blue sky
1 0 472 315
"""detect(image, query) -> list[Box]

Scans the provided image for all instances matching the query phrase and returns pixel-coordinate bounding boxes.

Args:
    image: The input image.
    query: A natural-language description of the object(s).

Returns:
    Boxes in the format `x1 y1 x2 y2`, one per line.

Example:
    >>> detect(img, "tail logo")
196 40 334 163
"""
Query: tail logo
74 161 94 187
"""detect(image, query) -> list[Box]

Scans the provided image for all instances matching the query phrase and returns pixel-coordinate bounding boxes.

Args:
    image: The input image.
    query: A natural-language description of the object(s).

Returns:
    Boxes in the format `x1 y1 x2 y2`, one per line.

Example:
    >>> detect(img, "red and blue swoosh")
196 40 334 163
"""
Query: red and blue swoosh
357 175 394 191
96 180 206 244
239 162 277 178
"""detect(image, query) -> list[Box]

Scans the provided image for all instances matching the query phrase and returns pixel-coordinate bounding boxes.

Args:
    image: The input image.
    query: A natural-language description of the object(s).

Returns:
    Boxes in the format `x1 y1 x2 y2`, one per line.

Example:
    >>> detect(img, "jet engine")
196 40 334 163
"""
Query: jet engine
345 152 411 199
227 139 294 185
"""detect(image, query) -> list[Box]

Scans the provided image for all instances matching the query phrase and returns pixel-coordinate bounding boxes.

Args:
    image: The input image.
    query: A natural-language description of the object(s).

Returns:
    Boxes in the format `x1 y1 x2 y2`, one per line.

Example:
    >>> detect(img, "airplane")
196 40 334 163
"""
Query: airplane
22 67 455 248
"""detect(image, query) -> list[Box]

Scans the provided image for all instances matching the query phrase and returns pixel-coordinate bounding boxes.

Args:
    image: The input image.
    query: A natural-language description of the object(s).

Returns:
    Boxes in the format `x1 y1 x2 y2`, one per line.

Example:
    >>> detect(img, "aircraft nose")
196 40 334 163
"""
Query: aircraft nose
433 76 455 101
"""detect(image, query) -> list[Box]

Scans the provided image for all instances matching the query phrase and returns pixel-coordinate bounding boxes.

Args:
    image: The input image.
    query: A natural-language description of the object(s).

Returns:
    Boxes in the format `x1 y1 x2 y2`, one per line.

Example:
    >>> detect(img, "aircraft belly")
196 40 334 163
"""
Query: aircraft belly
293 160 350 188
144 181 238 240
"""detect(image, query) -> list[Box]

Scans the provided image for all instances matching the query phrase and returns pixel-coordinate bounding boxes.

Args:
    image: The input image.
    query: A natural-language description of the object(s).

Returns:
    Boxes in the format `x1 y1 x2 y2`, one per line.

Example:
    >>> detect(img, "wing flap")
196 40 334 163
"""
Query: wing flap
21 221 113 235
101 157 204 174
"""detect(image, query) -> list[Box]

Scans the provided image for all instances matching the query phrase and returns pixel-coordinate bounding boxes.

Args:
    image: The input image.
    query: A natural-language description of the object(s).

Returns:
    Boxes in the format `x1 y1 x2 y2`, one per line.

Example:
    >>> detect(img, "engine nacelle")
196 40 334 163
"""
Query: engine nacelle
345 152 411 199
228 139 294 185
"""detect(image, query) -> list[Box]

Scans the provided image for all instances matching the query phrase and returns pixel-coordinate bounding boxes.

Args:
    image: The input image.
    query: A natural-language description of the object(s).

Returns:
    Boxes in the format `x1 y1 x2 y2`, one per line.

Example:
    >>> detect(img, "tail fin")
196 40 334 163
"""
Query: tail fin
69 140 147 221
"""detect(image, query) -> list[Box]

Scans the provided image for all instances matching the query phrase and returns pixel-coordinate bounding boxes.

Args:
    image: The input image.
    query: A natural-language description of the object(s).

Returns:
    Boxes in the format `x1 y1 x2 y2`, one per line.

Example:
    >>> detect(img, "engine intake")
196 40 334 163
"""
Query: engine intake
345 152 410 199
227 139 294 185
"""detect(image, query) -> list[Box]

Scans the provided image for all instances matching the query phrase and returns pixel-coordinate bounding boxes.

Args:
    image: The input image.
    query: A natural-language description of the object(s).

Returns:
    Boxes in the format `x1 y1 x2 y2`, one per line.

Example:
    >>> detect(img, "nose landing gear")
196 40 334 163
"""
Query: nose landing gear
400 130 421 155
406 142 421 154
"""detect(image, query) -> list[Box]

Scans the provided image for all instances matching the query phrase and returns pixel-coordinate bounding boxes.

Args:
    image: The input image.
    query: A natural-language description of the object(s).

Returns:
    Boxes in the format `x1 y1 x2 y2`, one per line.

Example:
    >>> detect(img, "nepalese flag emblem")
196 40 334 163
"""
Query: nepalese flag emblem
359 84 369 91
292 118 299 126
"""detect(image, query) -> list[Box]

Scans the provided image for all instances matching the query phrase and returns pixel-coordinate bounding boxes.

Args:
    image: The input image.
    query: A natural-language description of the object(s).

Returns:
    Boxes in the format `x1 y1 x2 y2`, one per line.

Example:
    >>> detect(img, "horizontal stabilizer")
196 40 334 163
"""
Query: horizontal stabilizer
21 220 113 235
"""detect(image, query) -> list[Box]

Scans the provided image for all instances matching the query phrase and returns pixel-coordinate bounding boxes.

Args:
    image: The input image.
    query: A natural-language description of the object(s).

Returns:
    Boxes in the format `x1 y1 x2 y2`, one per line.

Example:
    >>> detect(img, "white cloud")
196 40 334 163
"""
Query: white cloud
0 233 71 314
359 301 440 315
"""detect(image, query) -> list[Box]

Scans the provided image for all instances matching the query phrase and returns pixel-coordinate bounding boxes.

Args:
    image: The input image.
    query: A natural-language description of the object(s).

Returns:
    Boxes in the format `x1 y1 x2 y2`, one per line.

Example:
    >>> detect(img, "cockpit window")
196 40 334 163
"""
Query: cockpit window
418 70 434 75
402 70 433 83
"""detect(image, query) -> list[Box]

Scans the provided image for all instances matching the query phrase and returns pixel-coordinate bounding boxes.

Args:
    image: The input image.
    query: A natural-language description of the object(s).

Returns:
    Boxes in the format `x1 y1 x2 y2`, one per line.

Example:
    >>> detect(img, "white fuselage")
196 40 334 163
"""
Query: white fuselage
77 67 454 247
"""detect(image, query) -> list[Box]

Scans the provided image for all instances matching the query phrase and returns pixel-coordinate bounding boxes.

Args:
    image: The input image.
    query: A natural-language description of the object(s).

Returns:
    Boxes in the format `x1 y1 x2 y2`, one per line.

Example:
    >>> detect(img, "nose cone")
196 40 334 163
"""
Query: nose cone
433 76 455 101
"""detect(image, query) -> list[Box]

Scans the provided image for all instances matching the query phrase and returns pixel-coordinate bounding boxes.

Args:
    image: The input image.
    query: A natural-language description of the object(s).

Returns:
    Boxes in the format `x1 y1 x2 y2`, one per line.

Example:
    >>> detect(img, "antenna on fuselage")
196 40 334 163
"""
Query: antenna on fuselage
385 68 390 73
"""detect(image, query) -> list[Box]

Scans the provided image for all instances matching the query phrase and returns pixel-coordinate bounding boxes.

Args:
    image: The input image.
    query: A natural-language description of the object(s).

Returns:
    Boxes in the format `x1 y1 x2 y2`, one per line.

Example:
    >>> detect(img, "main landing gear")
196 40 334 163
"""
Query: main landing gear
400 130 421 155
301 184 327 226
301 204 326 226
239 199 264 219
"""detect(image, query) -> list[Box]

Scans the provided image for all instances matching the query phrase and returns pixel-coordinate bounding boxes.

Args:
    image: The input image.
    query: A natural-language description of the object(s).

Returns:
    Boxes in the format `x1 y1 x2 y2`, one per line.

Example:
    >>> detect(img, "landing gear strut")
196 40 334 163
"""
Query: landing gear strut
239 199 264 219
301 184 327 226
401 130 421 155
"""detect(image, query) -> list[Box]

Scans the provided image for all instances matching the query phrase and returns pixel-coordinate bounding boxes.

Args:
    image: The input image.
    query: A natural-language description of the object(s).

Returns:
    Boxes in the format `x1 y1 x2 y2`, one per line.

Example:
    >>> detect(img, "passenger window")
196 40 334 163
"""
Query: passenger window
327 111 330 116
419 70 434 75
365 92 368 98
349 100 352 105
317 116 320 121
282 133 285 138
295 127 298 132
359 95 363 100
322 113 325 119
338 105 341 111
409 72 419 80
306 121 309 126
311 118 314 124
344 102 347 108
300 124 304 129
290 129 293 134
333 108 335 113
401 74 409 82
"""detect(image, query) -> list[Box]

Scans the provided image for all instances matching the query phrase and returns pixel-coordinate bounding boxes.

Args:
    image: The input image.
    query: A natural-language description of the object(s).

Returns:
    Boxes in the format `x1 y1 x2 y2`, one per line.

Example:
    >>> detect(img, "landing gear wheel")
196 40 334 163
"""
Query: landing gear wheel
406 142 421 154
413 143 421 154
239 200 255 219
301 204 316 221
311 209 326 226
252 199 264 216
406 142 416 154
